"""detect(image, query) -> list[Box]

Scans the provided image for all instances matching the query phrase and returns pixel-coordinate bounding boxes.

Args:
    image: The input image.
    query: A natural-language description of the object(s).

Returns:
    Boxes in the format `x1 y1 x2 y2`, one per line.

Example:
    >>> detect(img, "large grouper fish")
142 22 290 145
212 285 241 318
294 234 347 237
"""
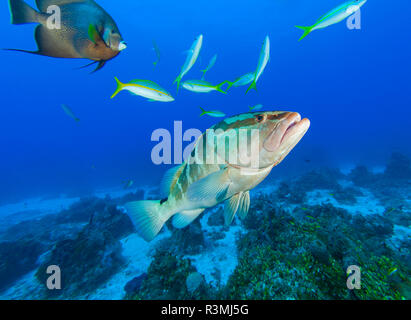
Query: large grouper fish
6 0 126 72
125 111 310 241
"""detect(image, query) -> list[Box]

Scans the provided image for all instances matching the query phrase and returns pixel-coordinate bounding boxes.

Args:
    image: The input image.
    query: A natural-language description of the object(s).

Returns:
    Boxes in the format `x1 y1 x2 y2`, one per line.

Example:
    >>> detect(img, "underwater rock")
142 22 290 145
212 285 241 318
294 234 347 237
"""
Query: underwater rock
186 272 205 294
332 185 363 205
133 250 196 299
167 219 205 255
124 273 148 296
36 227 125 298
296 168 343 192
117 190 145 205
349 166 378 187
0 240 45 292
207 207 225 226
276 181 306 204
384 152 411 181
308 240 330 265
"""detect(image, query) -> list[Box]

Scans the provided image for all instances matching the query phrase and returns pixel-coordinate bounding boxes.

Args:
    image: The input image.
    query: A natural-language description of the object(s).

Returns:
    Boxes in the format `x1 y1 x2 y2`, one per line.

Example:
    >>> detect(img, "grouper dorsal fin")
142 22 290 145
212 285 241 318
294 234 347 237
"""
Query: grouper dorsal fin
160 165 183 198
36 0 93 12
187 169 231 203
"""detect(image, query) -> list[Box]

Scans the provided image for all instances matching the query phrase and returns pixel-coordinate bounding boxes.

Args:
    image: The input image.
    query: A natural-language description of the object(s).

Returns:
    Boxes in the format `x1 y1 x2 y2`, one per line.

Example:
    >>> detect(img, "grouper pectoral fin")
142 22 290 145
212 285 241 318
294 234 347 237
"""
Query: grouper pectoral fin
237 191 250 220
224 193 241 226
160 165 183 198
172 209 205 229
186 169 231 203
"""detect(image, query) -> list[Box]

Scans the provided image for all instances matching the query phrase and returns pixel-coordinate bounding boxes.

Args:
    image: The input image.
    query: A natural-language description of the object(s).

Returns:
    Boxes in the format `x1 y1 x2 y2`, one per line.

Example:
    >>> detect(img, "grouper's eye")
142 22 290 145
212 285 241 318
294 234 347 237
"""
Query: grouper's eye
256 115 265 123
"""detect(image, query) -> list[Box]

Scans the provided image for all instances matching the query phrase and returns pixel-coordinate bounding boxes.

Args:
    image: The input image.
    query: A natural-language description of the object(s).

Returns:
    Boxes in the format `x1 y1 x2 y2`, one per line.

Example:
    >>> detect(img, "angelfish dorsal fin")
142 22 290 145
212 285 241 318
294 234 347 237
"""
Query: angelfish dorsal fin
36 0 91 13
224 193 242 226
160 165 183 198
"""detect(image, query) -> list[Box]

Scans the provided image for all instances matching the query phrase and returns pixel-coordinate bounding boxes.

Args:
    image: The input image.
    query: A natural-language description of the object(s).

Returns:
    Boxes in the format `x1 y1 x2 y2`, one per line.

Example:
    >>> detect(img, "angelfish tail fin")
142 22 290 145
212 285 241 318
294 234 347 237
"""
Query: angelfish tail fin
124 200 171 242
296 25 313 41
8 0 42 25
111 77 124 99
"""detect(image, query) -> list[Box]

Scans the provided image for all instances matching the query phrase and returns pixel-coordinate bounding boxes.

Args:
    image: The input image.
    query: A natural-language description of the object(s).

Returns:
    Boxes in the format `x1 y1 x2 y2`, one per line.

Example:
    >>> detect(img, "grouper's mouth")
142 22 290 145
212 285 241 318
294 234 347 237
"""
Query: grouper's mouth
264 112 310 153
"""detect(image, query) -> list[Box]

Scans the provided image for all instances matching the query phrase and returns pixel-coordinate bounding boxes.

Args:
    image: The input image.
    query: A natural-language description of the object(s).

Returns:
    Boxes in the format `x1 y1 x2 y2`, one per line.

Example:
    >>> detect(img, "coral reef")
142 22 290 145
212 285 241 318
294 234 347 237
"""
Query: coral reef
129 250 214 300
223 195 409 300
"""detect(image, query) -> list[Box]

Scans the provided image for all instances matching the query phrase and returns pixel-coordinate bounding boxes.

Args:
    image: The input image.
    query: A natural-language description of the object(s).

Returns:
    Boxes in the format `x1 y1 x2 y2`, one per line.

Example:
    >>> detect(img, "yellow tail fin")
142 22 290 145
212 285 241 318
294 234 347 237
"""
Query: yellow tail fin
111 77 124 99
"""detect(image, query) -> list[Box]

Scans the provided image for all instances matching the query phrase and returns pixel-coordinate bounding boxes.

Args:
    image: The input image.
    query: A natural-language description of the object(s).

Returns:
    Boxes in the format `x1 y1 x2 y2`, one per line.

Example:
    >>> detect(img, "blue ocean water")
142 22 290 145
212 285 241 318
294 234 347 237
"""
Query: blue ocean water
0 0 410 300
0 0 410 203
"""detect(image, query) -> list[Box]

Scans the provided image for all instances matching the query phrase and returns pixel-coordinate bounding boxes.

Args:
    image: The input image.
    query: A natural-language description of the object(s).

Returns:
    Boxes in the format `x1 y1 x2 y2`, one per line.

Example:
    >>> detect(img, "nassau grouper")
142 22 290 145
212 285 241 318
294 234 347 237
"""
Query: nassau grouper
6 0 126 72
125 111 310 241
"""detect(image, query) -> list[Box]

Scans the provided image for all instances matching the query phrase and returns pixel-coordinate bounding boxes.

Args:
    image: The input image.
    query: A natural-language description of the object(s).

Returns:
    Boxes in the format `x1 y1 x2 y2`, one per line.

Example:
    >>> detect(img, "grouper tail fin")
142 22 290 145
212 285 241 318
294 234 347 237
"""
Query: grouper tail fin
296 25 313 41
111 77 124 99
8 0 43 25
124 200 172 242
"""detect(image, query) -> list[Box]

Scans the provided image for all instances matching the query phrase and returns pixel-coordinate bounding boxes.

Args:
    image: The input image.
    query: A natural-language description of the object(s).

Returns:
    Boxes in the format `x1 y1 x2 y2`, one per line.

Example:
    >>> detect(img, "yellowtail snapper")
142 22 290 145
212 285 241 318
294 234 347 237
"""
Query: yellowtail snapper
227 72 255 90
152 40 161 68
174 35 203 91
296 0 368 41
199 107 226 118
111 77 174 102
247 35 270 93
61 104 80 122
201 54 218 80
249 104 263 111
182 80 228 94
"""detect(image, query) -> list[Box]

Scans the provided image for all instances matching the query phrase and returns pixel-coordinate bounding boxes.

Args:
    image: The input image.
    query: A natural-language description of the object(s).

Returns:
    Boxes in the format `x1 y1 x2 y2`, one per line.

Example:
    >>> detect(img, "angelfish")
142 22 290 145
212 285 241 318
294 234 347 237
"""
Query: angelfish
174 35 203 91
125 111 310 241
6 0 127 72
296 0 367 41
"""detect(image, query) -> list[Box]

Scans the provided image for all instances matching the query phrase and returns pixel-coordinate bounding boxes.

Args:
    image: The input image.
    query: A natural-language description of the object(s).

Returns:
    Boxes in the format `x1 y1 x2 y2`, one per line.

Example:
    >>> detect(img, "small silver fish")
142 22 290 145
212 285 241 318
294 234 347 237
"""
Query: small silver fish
61 104 80 122
111 77 174 102
174 35 203 91
201 54 218 80
199 107 226 118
